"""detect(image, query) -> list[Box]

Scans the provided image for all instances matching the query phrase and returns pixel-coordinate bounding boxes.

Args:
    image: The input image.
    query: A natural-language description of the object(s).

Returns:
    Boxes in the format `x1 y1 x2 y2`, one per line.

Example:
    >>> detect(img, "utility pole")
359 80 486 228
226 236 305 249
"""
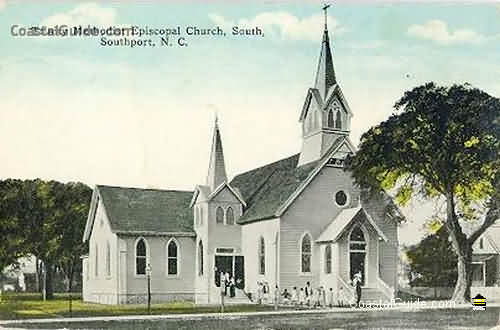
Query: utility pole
220 273 225 313
146 264 152 315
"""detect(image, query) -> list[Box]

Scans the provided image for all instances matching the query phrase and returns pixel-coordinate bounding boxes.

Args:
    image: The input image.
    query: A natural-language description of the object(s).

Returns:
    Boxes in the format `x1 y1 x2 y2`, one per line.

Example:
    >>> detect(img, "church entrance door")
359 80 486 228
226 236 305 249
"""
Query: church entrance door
349 225 367 286
350 252 366 286
214 254 245 289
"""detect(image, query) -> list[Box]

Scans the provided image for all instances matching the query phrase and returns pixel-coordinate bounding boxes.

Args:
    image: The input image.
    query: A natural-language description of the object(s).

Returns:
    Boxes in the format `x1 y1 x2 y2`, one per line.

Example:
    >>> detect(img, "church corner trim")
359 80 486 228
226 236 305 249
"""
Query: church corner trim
83 186 108 242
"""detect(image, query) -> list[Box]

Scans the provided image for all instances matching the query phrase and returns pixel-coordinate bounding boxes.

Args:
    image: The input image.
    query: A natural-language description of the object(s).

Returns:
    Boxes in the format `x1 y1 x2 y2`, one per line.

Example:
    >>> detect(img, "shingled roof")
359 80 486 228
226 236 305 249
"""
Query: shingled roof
96 185 194 235
230 154 319 224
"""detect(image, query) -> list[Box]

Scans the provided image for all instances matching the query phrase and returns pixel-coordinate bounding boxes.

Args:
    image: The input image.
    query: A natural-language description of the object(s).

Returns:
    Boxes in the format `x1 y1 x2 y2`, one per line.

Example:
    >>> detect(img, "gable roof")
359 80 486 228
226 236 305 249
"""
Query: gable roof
231 136 354 224
316 206 388 243
324 84 353 116
473 233 500 254
472 224 500 255
84 185 194 241
190 184 211 207
230 154 319 224
299 88 323 122
208 181 247 207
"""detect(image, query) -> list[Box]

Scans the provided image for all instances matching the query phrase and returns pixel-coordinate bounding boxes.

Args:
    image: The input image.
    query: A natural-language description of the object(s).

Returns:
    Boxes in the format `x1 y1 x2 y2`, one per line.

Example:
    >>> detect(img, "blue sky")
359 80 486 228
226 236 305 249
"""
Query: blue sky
0 1 499 243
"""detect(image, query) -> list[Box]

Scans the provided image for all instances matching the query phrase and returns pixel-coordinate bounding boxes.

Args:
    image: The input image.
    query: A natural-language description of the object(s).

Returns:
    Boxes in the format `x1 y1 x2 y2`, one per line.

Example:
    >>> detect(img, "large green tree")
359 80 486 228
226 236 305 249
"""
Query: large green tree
0 179 30 271
51 181 91 294
347 83 499 302
0 179 91 299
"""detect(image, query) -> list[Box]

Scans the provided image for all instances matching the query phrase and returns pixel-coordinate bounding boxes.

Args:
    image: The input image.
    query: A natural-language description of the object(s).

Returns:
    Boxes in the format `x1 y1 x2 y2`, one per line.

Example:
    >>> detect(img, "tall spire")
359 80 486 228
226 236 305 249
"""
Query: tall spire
206 115 228 191
314 4 336 101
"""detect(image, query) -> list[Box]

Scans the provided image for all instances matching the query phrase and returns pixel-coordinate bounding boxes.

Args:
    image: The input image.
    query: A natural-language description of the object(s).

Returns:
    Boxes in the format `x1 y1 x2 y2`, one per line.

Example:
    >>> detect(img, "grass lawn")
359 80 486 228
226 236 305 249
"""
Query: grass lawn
0 292 273 320
4 307 500 329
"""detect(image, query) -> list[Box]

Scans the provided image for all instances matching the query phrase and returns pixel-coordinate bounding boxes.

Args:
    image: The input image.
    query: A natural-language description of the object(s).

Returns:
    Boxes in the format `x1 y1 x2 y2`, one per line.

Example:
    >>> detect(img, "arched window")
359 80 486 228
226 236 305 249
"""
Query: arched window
335 111 342 129
258 237 265 275
324 244 332 274
479 238 484 249
328 110 334 128
216 206 224 224
167 239 178 275
350 226 366 248
301 234 312 273
94 243 99 278
136 238 147 275
198 240 204 276
106 241 111 277
226 207 234 225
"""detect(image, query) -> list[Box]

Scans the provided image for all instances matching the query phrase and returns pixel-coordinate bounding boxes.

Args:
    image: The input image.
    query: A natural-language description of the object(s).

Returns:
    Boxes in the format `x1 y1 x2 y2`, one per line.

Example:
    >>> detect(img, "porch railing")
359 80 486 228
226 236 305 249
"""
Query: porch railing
336 274 355 304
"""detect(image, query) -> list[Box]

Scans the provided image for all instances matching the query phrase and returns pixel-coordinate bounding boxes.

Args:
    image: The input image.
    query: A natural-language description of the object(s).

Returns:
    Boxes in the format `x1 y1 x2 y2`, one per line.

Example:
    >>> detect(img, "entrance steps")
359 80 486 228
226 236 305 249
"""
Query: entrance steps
359 288 392 303
223 289 255 305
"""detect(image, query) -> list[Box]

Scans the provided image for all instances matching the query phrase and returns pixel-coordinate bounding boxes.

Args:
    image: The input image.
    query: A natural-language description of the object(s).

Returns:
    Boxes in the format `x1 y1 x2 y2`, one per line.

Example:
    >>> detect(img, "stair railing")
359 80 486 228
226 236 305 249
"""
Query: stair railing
377 277 395 301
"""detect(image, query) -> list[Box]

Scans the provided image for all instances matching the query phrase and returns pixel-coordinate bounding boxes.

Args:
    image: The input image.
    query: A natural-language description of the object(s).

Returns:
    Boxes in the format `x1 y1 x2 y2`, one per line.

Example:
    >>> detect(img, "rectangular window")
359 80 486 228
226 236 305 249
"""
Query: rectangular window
216 248 234 254
350 243 366 251
301 254 311 273
168 259 177 275
136 257 146 275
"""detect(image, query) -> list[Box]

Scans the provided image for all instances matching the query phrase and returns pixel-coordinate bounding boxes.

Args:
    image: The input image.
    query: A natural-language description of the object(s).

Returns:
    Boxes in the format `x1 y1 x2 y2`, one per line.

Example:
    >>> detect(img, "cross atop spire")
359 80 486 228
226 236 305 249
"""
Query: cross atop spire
314 3 336 101
323 3 331 30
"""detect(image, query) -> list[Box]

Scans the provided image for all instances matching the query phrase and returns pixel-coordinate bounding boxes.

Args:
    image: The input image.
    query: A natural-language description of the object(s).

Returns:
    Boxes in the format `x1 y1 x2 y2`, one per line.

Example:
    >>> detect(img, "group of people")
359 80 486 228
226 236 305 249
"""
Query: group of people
254 271 364 308
255 281 343 307
282 283 337 307
219 272 237 298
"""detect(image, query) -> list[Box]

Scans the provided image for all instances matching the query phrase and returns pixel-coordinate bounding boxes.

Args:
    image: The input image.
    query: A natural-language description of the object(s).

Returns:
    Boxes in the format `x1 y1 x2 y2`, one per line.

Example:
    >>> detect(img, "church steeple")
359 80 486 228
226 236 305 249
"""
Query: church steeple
297 4 353 167
206 116 228 191
314 4 336 101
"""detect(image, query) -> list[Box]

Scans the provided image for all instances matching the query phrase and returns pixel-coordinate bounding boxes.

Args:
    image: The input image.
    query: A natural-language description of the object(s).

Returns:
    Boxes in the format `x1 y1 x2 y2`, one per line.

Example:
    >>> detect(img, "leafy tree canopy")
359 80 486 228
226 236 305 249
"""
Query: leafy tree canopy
347 82 499 302
349 82 498 209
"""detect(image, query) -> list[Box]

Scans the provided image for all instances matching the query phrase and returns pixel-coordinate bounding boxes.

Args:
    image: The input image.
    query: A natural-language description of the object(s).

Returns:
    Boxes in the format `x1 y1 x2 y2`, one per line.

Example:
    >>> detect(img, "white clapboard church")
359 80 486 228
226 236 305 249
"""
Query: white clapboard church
82 12 403 305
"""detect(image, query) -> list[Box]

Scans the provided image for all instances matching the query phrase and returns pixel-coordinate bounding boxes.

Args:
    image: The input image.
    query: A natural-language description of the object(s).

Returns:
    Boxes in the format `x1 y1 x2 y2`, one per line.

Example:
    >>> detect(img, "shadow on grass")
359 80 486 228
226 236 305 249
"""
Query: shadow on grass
0 293 275 320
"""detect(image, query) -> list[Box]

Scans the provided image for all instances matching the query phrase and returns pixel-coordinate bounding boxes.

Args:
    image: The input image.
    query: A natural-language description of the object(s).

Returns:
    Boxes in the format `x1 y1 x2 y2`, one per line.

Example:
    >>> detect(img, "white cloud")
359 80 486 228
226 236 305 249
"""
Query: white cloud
408 20 486 45
41 2 117 27
209 11 345 42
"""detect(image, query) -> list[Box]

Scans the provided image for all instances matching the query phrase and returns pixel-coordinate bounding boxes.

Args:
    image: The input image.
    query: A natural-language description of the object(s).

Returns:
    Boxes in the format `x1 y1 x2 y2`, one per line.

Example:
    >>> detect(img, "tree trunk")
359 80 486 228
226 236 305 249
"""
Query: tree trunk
35 256 40 293
45 262 54 300
68 261 74 317
445 190 472 303
68 261 75 294
451 244 472 303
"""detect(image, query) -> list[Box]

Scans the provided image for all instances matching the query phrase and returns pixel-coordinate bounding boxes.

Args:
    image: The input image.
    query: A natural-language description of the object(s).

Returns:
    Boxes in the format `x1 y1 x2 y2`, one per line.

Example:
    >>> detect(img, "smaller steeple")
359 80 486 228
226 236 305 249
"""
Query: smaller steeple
314 4 336 101
206 115 228 191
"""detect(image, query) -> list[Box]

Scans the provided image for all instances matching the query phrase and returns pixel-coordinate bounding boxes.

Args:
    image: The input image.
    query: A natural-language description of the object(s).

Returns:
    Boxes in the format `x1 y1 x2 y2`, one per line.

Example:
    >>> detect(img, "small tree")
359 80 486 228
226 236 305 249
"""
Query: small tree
347 83 499 302
406 227 457 292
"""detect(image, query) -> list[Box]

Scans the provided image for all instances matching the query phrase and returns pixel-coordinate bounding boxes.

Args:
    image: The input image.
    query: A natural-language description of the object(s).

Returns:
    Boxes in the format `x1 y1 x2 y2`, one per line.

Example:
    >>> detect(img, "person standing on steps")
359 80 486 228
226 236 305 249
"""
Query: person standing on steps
224 272 230 296
256 282 263 304
305 281 312 307
229 276 236 298
353 271 363 308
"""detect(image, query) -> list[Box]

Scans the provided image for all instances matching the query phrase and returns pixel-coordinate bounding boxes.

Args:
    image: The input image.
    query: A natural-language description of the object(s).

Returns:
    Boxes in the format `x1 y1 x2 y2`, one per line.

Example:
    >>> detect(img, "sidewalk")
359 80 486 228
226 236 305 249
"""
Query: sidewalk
1 302 498 326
